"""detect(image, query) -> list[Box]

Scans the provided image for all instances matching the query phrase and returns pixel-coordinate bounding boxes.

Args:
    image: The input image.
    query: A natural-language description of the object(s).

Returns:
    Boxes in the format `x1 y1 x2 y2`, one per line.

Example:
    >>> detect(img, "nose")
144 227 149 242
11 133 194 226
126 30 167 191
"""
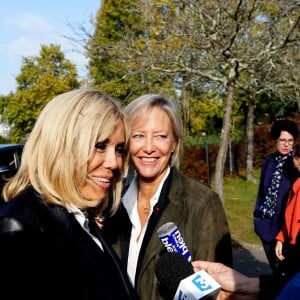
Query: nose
143 136 155 153
103 149 118 169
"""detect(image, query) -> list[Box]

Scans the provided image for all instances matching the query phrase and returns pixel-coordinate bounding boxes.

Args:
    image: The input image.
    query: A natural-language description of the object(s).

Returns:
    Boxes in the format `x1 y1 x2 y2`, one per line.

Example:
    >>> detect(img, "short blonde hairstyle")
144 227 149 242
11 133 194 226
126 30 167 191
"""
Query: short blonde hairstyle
124 94 183 168
3 88 129 214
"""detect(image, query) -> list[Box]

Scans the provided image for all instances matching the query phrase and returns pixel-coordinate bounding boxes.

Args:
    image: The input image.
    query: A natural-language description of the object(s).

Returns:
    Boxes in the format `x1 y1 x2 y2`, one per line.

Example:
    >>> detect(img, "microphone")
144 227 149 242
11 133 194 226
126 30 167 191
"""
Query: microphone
155 252 221 300
157 222 191 261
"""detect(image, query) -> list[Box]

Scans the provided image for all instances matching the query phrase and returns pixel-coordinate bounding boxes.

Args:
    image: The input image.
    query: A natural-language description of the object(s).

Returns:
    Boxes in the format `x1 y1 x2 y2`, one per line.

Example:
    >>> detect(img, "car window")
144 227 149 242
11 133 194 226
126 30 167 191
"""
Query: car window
0 147 23 172
0 144 24 206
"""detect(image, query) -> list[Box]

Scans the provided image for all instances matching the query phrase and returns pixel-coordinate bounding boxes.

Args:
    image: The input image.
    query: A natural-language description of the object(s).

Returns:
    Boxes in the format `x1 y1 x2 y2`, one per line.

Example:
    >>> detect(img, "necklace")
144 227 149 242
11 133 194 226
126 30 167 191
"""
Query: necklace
138 193 151 215
142 203 151 215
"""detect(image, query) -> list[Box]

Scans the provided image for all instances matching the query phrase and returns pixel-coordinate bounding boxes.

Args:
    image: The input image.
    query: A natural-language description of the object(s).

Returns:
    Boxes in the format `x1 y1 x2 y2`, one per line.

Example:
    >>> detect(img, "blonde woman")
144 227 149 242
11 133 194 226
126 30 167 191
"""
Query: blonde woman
104 94 232 300
0 88 138 300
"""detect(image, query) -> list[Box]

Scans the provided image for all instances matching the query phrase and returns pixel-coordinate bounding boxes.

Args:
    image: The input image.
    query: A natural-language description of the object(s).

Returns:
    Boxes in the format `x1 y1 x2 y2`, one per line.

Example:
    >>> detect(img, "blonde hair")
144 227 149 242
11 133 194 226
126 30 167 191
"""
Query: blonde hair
3 88 129 214
124 94 183 168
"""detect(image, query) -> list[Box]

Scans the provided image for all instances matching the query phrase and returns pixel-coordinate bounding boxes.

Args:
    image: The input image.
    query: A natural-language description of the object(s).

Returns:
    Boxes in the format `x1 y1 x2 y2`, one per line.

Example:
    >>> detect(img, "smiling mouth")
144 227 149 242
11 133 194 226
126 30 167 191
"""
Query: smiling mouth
92 176 111 183
141 158 157 162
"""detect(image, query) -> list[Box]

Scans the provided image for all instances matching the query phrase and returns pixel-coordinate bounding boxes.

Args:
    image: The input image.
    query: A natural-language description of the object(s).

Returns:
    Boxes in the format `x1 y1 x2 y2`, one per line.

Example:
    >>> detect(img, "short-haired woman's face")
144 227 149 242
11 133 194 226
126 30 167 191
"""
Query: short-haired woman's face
276 131 295 155
79 121 126 204
129 106 176 184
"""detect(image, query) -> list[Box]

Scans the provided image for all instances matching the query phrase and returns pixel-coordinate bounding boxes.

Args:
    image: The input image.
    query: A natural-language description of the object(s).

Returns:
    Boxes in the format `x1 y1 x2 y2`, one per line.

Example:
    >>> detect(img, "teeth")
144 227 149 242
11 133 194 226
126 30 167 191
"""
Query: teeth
93 177 110 183
142 158 156 162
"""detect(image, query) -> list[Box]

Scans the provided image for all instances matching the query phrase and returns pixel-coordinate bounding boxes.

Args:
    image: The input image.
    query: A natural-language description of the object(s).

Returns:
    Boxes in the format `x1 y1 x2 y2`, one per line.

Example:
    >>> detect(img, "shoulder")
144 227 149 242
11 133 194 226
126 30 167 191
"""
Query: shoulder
0 189 40 233
292 178 300 192
263 153 276 166
0 188 66 232
0 188 38 217
171 167 214 190
169 168 220 204
260 154 276 175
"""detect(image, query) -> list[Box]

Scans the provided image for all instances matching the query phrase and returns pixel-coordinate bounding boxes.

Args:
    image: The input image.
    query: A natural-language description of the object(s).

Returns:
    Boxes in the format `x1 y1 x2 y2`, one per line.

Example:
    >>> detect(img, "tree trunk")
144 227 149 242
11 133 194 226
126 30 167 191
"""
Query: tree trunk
296 90 300 113
214 82 234 202
246 93 256 183
181 89 191 136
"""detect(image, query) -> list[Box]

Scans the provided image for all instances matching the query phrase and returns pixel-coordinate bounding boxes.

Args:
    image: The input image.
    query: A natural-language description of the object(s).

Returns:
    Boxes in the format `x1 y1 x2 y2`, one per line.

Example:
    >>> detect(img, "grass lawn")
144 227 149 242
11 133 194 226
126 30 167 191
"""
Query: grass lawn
223 170 262 245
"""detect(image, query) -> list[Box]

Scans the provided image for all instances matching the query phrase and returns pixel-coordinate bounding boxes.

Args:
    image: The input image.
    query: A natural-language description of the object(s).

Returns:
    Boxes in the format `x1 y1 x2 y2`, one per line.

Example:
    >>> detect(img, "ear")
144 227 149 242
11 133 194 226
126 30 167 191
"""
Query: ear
171 143 177 153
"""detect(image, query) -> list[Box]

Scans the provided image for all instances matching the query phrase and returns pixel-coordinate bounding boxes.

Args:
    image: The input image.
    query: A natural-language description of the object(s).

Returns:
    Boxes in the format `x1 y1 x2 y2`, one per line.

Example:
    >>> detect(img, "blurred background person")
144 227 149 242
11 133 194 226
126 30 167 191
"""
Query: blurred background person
254 119 299 273
0 88 138 300
104 94 232 300
275 144 300 286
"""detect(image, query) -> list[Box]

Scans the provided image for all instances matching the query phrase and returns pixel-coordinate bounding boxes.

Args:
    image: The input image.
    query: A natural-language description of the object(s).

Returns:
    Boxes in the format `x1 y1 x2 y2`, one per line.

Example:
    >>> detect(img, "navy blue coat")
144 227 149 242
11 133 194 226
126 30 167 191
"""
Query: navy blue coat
254 153 298 242
0 188 138 300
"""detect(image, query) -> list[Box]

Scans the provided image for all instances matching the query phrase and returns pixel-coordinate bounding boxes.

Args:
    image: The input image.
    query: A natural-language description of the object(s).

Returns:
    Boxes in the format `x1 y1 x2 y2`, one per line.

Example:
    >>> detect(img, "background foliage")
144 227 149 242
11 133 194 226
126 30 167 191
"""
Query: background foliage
180 115 300 184
0 44 79 142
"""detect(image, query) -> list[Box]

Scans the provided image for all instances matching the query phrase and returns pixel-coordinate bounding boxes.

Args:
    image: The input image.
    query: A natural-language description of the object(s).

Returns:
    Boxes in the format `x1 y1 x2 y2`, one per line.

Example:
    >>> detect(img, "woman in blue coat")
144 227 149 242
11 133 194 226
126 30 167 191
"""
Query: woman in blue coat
254 119 299 273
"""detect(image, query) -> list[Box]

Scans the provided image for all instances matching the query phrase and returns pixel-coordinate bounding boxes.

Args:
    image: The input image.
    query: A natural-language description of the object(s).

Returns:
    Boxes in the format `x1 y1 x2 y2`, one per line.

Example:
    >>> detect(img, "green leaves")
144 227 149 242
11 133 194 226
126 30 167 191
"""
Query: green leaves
1 44 79 142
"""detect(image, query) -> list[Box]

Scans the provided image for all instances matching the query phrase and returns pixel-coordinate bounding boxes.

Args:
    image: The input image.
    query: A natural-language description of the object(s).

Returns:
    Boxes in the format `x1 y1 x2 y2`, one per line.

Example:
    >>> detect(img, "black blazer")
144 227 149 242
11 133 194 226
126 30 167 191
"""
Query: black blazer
0 188 138 300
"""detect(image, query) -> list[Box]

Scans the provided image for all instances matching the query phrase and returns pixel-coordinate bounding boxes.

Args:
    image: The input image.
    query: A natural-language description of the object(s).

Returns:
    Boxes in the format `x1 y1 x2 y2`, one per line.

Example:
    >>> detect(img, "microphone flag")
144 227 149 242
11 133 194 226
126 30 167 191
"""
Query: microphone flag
157 222 192 261
174 270 221 300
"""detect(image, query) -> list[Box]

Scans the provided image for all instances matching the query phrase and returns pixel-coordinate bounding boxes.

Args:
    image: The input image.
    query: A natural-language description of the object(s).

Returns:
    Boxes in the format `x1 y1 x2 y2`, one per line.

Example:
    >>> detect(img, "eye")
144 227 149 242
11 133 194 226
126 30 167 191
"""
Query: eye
95 142 106 151
278 139 294 145
132 133 144 139
116 144 126 156
95 141 126 156
155 134 168 140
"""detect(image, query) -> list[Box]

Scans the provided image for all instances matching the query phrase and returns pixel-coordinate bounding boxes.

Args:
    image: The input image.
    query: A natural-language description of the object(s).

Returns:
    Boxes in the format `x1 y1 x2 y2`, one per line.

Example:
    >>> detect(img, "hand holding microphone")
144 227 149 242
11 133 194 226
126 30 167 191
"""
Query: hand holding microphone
156 222 220 299
155 252 221 300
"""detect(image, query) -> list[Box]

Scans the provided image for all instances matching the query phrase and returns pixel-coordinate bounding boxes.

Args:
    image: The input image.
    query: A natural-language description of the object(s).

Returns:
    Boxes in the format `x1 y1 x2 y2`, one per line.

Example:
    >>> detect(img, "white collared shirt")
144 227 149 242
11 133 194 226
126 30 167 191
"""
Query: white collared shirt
122 167 170 285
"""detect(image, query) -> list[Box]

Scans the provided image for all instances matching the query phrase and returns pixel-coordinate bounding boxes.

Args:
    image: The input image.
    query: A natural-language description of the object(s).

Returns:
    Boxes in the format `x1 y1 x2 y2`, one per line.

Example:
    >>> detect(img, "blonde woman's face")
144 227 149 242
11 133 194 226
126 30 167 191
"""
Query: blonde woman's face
79 121 126 203
129 107 176 184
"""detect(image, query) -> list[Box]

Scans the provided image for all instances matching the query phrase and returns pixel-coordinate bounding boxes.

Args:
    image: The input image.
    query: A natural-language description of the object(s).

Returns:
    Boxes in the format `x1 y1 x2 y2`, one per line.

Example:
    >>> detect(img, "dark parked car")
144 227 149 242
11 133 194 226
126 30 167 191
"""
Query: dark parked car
0 144 24 205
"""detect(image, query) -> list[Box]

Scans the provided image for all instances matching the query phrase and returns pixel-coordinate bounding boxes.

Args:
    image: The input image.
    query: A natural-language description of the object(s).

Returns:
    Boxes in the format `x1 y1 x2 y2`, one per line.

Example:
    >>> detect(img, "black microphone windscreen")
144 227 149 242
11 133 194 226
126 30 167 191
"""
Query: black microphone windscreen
155 252 194 295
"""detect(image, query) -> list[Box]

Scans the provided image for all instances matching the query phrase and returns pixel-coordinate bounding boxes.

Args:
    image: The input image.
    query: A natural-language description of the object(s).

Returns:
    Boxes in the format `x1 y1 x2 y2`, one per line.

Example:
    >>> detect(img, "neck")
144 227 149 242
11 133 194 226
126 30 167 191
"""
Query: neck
137 192 151 221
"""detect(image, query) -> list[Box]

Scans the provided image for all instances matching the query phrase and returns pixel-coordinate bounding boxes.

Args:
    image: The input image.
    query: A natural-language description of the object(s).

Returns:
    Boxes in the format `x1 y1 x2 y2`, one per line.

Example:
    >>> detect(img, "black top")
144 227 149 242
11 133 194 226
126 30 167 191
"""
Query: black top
0 187 139 300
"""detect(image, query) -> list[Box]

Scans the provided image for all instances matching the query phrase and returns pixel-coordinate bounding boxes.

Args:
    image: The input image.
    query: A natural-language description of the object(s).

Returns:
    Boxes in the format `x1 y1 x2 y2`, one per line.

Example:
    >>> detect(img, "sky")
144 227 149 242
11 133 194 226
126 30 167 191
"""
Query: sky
0 0 101 95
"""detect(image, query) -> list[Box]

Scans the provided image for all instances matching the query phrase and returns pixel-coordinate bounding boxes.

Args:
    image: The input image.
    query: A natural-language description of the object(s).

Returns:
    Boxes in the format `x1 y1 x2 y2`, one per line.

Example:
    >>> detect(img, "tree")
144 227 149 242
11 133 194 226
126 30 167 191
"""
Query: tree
86 0 176 103
1 44 79 142
236 2 300 182
117 0 300 201
189 93 224 136
85 0 300 201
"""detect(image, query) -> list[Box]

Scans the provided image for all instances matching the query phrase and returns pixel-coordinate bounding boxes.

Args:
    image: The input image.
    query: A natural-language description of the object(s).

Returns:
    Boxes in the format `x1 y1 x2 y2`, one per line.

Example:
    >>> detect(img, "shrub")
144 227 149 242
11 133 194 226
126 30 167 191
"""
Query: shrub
181 117 300 183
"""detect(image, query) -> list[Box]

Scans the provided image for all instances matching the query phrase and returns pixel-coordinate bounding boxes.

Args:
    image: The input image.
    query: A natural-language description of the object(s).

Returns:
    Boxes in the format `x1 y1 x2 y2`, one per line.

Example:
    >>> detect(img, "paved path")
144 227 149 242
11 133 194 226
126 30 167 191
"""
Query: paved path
232 242 272 277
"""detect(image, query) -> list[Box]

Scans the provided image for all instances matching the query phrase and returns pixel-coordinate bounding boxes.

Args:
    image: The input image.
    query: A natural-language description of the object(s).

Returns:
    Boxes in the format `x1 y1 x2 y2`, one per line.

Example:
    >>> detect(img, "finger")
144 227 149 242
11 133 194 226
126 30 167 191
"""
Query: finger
191 260 209 269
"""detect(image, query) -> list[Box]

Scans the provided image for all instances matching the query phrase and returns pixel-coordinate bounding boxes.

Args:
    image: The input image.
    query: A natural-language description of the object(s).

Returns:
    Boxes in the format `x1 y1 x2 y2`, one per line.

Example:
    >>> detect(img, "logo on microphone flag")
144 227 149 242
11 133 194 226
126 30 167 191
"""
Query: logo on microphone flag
174 270 221 300
157 222 192 261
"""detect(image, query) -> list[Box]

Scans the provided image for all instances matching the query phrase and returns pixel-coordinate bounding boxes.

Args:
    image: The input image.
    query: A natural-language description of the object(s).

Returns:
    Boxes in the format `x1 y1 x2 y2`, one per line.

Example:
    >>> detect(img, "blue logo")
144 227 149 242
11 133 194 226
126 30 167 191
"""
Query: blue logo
177 290 187 300
192 274 212 291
